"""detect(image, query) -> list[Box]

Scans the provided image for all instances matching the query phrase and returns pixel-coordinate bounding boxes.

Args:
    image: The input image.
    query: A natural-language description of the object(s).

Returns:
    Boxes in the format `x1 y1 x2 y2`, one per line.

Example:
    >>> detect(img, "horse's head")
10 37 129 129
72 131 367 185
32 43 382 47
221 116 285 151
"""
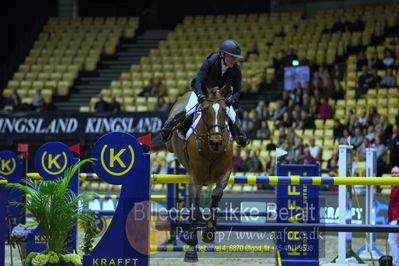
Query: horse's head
200 86 229 151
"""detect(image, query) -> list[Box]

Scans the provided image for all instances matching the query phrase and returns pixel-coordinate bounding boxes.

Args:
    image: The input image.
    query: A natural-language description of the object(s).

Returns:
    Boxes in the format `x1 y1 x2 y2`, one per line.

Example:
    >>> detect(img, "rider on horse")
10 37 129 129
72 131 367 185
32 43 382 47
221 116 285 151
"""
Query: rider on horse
160 39 250 147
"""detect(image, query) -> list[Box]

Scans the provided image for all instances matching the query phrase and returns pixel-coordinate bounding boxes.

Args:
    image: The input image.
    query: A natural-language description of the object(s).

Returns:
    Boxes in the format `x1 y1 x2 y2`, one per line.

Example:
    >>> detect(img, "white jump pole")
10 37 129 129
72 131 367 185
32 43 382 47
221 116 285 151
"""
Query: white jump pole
357 147 383 259
337 145 353 264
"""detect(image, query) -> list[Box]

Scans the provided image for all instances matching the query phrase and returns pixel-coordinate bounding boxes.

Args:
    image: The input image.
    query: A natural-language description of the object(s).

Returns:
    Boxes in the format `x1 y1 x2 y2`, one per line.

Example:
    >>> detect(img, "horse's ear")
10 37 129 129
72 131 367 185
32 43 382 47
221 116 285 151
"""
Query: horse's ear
219 85 229 97
203 87 211 97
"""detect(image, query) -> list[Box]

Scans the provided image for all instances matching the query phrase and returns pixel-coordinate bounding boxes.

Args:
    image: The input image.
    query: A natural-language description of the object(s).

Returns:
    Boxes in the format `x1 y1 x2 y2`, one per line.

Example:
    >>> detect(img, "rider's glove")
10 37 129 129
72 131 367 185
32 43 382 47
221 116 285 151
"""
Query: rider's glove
198 94 205 104
225 96 235 107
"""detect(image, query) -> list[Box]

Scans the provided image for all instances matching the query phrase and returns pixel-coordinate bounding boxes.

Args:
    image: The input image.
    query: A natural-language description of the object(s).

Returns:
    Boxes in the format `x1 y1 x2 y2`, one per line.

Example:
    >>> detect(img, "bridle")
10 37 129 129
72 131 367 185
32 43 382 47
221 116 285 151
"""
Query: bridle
192 97 227 143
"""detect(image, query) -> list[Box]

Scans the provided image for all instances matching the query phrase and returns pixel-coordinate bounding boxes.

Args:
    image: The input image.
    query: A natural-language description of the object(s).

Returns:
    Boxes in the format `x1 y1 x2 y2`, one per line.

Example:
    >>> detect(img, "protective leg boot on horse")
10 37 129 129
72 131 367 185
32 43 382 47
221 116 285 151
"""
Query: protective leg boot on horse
160 111 187 141
232 118 250 147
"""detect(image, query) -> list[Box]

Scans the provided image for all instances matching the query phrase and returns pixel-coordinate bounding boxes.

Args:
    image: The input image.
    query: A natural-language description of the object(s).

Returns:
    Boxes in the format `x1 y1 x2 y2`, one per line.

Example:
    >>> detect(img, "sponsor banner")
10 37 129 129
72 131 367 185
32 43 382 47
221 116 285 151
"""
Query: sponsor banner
0 111 167 140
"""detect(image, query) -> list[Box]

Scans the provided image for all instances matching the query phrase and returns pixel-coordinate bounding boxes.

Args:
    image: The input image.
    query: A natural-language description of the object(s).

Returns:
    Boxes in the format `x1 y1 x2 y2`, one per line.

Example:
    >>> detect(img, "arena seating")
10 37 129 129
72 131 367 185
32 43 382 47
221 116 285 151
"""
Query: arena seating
1 16 139 105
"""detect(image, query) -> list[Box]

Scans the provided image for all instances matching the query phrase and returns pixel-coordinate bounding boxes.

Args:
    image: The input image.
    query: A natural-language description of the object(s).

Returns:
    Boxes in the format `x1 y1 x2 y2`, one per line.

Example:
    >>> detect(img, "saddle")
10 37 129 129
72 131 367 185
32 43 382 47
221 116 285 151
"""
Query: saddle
177 113 194 137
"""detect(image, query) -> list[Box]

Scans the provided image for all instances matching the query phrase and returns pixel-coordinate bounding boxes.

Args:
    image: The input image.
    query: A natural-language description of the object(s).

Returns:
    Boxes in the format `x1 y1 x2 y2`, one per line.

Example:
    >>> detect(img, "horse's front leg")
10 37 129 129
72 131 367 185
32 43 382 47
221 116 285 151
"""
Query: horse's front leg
202 172 229 243
184 182 202 263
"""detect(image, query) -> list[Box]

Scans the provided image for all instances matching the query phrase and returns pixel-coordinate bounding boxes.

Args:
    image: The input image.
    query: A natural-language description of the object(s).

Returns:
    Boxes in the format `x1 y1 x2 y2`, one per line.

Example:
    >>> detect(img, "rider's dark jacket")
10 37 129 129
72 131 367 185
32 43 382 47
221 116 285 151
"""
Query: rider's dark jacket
191 52 242 103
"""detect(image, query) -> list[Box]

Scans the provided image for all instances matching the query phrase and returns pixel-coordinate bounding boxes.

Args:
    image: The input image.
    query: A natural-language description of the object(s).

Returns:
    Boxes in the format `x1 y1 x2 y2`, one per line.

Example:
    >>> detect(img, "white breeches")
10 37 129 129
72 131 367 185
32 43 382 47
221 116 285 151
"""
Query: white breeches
185 91 236 123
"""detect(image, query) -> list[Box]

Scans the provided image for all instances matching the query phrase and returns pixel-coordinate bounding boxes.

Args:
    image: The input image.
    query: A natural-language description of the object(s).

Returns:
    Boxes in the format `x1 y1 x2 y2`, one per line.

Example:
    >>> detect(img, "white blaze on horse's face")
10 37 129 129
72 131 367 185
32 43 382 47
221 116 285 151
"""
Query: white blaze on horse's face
213 103 220 134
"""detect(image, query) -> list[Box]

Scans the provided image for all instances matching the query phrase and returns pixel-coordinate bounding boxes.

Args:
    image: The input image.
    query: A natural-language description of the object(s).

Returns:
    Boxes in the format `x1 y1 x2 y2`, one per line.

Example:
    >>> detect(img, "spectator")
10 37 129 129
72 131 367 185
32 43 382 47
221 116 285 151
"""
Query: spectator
356 51 368 71
381 68 397 88
139 78 154 97
232 149 244 172
357 66 374 98
300 109 316 129
302 82 312 95
157 96 171 112
278 127 287 146
347 112 359 134
94 94 109 112
357 138 371 161
375 136 388 176
331 63 344 83
108 96 121 112
241 110 251 129
383 49 396 69
243 150 263 172
273 100 286 120
326 158 339 176
277 111 292 129
255 100 269 120
339 128 351 145
375 115 392 142
370 69 382 89
316 97 334 119
368 106 380 126
368 51 384 71
6 89 21 112
245 120 257 140
282 90 290 106
388 166 399 266
312 71 323 90
298 147 316 164
327 148 339 166
357 111 368 127
256 121 271 139
365 125 375 142
352 127 364 149
158 161 169 175
291 110 302 129
273 50 287 82
308 137 321 161
388 124 399 168
308 96 319 117
333 119 345 140
32 89 44 111
286 98 297 113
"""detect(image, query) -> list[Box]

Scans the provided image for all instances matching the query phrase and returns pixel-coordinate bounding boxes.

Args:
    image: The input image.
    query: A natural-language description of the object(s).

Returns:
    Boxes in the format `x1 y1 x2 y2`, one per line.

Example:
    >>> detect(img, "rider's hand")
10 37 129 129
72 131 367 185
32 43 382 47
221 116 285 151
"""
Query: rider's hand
225 96 234 107
198 94 205 104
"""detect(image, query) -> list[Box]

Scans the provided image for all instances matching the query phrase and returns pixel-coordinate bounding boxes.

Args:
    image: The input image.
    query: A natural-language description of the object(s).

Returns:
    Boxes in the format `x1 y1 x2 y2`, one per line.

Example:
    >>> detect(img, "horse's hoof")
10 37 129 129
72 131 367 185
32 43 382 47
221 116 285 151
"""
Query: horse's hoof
202 227 216 243
184 250 198 263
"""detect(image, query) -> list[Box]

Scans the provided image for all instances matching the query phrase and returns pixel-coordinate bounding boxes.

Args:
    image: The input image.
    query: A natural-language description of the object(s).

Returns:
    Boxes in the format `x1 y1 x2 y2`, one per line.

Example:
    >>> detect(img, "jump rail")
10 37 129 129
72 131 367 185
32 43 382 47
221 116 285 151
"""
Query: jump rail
152 174 399 186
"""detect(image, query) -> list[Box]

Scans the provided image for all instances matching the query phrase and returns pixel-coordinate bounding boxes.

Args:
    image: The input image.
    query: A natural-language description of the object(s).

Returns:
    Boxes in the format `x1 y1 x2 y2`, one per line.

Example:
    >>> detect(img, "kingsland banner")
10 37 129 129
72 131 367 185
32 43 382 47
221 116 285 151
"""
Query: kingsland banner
0 112 168 140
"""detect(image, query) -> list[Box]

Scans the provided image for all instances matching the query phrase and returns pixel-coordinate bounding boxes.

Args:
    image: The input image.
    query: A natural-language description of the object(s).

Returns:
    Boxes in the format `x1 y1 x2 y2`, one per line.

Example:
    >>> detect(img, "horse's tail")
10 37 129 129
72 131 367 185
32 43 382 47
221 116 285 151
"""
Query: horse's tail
151 133 167 151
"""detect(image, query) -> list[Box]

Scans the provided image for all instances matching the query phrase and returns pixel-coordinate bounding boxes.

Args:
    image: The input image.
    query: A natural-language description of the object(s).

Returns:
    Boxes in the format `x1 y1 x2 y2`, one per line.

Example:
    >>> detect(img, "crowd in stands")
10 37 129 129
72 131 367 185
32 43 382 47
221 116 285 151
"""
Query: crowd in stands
94 94 122 112
0 88 49 112
356 48 398 98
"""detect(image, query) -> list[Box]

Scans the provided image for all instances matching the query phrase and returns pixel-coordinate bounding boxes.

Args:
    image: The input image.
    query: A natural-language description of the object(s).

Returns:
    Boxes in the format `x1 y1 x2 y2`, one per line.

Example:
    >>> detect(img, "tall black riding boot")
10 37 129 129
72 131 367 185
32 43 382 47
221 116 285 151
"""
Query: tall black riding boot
160 111 186 141
233 118 250 147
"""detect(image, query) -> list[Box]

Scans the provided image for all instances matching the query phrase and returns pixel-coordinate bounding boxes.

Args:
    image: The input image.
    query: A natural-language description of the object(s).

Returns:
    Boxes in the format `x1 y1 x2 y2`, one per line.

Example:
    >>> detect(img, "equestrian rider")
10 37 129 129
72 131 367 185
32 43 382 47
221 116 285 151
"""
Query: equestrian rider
160 39 250 147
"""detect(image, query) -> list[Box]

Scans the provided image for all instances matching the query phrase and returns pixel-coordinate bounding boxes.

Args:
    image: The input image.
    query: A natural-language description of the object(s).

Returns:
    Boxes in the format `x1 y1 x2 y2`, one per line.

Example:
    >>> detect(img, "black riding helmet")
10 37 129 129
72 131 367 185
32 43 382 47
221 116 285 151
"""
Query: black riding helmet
219 40 244 59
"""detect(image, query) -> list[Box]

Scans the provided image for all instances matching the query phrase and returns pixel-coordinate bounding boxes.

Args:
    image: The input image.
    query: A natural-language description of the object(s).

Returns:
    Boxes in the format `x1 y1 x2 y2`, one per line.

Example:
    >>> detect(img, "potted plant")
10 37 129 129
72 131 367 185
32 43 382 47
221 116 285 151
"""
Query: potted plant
7 158 96 266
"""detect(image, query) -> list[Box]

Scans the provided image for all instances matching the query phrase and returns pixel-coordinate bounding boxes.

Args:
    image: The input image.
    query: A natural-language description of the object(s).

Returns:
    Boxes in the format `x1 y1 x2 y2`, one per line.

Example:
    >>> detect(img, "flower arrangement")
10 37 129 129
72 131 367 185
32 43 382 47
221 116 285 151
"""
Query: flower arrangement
24 250 82 266
7 158 96 266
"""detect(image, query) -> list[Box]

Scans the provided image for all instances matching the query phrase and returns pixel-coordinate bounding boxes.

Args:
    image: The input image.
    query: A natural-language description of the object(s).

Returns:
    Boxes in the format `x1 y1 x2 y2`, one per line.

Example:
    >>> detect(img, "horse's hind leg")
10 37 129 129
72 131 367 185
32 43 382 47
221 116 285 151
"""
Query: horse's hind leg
184 182 202 262
202 174 229 243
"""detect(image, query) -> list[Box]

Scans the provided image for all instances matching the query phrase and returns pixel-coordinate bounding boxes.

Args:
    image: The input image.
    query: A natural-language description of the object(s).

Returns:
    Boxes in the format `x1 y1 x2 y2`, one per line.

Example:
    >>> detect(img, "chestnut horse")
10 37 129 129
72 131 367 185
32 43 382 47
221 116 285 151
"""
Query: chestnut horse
165 86 233 262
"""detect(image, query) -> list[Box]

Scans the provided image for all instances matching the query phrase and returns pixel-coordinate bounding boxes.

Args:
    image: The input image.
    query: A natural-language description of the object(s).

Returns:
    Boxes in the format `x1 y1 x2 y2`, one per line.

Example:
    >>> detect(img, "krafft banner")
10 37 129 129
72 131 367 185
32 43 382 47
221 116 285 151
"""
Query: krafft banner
0 111 167 140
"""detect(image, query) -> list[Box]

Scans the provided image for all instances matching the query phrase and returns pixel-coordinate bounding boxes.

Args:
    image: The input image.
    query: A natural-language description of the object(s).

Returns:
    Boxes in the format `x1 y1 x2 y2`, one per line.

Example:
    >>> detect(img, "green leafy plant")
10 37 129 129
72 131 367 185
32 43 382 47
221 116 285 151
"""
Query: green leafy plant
6 158 96 265
79 206 97 254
